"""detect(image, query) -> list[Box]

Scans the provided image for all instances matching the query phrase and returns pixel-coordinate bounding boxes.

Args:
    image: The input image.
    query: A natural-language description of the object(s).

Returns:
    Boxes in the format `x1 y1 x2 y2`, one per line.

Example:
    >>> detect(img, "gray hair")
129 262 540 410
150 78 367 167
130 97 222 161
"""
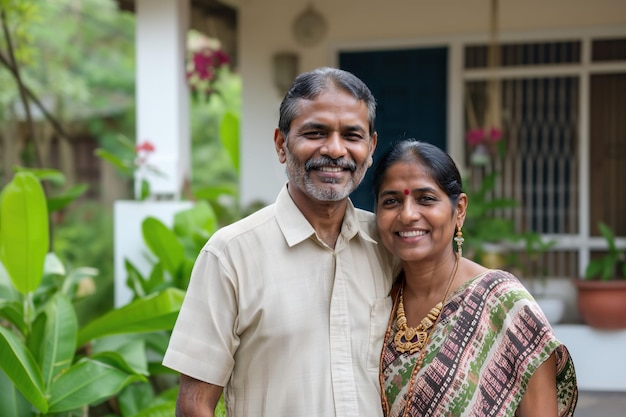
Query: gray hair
278 67 377 139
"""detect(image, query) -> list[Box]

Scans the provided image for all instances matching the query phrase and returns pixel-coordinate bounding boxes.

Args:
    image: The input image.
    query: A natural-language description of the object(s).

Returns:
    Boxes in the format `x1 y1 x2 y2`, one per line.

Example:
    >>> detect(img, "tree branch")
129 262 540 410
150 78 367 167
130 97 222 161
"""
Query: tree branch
0 15 70 146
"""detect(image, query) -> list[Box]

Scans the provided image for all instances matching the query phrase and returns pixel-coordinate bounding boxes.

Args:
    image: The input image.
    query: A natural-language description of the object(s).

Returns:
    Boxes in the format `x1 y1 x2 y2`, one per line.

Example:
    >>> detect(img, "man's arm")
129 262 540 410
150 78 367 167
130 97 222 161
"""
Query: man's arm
516 352 558 417
176 374 224 417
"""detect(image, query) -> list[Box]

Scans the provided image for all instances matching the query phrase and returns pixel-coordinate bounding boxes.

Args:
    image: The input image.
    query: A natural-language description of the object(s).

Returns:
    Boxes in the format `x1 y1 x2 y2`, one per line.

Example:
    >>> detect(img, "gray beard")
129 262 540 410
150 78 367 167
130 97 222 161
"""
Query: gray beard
285 160 359 202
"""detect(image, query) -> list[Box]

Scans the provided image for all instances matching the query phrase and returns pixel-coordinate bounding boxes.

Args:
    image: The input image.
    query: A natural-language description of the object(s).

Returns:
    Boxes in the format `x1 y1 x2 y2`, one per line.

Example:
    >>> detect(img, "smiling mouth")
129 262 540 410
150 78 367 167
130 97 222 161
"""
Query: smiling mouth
317 166 345 173
397 230 427 238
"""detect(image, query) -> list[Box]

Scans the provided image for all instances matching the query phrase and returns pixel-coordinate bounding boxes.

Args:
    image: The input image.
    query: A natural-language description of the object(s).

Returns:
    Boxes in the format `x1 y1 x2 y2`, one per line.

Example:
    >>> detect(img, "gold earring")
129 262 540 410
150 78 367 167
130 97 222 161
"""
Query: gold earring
454 226 464 257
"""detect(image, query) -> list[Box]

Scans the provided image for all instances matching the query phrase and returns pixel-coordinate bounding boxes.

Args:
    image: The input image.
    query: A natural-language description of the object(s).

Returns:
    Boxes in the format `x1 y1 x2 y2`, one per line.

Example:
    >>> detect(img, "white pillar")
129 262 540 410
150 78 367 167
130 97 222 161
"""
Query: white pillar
114 0 191 307
135 0 190 199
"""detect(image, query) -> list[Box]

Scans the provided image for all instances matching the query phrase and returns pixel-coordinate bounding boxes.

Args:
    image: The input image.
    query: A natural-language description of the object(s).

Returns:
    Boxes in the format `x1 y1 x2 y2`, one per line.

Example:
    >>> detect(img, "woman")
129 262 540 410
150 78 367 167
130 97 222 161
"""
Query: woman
373 139 577 417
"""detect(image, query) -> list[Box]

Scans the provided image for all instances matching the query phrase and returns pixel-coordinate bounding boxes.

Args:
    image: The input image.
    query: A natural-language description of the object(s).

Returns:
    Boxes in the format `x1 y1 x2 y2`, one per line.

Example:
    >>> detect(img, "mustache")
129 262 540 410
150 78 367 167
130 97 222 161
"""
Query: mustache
305 156 357 172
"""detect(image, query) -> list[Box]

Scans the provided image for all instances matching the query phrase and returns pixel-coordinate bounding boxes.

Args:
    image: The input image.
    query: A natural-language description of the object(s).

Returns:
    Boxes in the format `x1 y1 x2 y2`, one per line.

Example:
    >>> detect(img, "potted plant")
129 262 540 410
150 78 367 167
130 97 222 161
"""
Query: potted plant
574 222 626 329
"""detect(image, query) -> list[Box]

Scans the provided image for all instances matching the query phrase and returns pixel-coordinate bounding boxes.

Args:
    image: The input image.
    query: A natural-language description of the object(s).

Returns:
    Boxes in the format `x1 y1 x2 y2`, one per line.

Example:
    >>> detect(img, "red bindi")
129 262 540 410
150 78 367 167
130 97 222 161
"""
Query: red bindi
404 189 410 195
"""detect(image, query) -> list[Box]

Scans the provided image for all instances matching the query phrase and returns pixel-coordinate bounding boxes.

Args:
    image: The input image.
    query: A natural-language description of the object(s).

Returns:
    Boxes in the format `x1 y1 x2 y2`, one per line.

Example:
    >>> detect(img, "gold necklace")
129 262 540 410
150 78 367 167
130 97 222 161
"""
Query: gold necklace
380 253 460 417
393 290 443 354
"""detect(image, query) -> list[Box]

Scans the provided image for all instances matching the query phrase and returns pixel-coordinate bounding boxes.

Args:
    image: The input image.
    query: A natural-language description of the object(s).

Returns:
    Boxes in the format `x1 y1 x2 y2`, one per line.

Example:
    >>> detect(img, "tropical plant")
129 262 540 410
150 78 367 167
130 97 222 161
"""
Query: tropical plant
0 171 184 416
463 171 522 266
584 222 626 281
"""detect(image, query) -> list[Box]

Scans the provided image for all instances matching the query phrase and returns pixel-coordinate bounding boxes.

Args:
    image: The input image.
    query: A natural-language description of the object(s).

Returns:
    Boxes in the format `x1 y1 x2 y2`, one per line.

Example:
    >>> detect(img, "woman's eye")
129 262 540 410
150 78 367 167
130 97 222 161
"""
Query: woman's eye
419 195 437 204
381 198 399 206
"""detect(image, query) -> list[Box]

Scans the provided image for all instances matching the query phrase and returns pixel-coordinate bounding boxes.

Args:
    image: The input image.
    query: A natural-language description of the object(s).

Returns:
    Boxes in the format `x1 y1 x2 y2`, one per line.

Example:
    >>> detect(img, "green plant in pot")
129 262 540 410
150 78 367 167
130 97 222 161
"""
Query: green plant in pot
575 222 626 329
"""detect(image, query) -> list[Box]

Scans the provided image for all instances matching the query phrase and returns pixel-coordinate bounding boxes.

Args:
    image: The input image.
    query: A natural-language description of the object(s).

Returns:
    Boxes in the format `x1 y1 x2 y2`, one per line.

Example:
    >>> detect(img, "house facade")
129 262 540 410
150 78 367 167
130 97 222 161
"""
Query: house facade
122 0 626 391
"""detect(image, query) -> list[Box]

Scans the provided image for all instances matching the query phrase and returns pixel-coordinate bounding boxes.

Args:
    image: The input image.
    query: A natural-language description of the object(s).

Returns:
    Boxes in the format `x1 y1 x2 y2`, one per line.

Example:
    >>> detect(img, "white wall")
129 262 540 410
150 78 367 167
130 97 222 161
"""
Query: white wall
236 0 626 206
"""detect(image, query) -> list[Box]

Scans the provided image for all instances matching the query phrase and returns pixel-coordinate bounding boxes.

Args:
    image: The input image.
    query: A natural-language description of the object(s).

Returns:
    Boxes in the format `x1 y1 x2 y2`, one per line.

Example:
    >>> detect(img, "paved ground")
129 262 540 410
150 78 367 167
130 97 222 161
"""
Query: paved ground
575 391 626 417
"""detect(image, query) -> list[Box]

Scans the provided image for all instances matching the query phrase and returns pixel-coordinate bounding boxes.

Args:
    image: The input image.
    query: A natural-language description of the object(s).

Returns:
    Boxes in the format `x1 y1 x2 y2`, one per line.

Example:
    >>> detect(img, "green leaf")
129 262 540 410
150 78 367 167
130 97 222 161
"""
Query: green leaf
139 178 151 200
14 167 66 187
62 265 99 297
28 293 77 388
173 200 217 240
598 222 617 254
0 326 48 413
0 262 20 302
0 300 27 336
220 111 240 172
91 339 149 376
47 183 89 213
76 288 185 347
0 172 49 294
142 217 185 278
133 401 177 417
193 184 238 201
94 148 134 177
0 369 33 417
47 358 145 413
125 259 147 299
43 252 66 277
146 262 167 294
117 381 156 417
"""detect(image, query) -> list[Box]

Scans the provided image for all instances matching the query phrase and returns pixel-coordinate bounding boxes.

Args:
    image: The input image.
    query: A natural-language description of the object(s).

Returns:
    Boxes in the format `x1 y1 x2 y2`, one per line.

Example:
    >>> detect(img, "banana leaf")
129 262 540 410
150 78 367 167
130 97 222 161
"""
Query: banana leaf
76 288 184 347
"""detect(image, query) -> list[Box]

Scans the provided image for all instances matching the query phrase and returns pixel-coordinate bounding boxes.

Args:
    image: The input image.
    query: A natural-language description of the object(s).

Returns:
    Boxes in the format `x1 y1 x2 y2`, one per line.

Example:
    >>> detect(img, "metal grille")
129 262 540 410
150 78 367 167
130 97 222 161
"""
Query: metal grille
465 41 581 68
464 76 580 276
465 77 579 234
592 38 626 62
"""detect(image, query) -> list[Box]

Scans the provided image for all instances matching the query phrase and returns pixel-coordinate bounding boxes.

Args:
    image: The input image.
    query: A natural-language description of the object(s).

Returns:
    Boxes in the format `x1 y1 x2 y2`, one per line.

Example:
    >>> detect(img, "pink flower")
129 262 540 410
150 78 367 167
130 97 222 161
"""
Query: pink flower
465 128 485 146
488 127 502 142
135 140 155 153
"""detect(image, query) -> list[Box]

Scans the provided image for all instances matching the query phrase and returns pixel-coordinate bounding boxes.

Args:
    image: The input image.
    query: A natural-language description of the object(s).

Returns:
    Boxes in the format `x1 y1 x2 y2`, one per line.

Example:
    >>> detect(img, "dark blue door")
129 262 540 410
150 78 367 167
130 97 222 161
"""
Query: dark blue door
340 47 448 211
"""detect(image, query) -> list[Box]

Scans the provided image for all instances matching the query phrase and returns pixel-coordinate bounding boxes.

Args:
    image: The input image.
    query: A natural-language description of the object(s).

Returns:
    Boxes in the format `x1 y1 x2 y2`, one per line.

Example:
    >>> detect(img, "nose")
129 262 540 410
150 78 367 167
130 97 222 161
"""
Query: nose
320 132 347 159
398 199 420 223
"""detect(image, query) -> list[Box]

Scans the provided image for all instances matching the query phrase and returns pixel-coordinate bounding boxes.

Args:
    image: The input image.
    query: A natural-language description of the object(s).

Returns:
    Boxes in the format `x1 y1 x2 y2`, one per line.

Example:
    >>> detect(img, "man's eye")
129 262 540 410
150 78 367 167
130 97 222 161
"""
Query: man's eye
344 132 364 141
304 131 325 138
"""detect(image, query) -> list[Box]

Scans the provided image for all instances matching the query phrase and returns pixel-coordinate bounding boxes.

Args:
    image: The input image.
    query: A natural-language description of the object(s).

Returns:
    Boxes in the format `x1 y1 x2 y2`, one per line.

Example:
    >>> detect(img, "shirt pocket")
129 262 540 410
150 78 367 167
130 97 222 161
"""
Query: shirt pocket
367 295 393 371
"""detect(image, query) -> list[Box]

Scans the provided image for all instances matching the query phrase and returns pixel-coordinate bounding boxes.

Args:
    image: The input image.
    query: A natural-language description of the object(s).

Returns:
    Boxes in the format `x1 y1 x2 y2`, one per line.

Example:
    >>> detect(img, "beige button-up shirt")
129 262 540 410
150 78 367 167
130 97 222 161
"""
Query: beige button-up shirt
163 185 395 416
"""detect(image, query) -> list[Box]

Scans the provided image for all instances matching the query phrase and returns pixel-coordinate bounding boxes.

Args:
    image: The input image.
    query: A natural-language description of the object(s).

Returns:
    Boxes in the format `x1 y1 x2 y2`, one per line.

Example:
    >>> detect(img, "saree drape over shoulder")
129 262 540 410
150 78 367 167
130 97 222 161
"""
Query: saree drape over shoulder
380 270 578 417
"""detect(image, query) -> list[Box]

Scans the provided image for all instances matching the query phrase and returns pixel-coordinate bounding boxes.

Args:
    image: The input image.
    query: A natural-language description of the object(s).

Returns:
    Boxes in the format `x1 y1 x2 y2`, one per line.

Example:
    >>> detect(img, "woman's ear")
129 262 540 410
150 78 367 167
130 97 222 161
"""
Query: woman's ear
456 193 468 227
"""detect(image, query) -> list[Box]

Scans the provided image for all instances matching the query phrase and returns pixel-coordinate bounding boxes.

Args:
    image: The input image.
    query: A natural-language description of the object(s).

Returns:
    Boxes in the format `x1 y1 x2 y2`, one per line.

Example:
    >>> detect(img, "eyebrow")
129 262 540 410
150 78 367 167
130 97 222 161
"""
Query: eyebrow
298 122 367 134
378 186 438 197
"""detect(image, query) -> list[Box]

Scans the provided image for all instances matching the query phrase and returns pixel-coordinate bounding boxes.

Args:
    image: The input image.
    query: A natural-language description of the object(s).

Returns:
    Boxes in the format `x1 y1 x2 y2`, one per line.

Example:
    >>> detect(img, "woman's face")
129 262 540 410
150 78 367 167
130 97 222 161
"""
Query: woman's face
376 160 466 263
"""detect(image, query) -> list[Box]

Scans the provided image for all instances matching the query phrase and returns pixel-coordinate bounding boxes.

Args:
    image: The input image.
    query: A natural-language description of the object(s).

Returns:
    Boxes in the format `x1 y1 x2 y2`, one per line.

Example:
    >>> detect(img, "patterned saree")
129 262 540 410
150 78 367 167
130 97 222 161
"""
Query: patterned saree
380 270 578 417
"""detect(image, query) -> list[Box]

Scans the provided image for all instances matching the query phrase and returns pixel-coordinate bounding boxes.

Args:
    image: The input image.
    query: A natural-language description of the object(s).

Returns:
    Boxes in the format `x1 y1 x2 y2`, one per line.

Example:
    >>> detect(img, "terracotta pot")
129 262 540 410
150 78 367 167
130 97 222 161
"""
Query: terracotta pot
573 279 626 330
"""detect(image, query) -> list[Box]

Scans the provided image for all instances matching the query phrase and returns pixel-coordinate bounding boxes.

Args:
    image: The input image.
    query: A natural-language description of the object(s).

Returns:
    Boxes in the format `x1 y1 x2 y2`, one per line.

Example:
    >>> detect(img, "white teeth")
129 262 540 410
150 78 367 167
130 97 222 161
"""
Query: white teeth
318 167 343 172
398 230 426 238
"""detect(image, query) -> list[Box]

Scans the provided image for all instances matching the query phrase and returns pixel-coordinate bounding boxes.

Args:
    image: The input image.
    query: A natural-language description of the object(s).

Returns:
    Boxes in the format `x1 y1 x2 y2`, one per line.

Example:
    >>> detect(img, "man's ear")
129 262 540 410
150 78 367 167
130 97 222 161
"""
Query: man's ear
368 132 378 167
274 128 287 164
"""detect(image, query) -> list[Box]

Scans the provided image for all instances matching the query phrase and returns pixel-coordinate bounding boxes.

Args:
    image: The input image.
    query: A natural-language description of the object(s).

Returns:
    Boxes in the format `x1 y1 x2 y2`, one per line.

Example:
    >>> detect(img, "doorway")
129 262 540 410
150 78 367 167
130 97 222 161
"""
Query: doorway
340 46 448 210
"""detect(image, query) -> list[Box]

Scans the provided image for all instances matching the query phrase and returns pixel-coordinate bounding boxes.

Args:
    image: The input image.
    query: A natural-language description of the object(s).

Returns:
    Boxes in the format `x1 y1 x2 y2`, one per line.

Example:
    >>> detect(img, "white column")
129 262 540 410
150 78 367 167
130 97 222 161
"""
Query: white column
114 0 191 307
135 0 190 199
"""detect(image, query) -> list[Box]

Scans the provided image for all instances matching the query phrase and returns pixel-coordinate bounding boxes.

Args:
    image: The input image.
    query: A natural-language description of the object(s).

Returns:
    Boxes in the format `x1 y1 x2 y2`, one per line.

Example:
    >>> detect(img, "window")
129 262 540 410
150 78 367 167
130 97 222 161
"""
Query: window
462 36 626 278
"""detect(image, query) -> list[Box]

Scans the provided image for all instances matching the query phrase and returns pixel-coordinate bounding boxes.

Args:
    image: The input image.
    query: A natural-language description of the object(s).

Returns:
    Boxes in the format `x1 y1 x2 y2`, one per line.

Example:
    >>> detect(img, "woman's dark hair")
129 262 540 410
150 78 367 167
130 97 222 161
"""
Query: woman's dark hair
278 67 377 138
372 139 463 208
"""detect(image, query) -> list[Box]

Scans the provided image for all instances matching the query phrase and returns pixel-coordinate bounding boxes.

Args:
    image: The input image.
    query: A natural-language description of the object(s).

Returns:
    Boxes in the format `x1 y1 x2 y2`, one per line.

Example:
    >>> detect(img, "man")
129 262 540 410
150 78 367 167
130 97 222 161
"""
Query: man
163 67 395 417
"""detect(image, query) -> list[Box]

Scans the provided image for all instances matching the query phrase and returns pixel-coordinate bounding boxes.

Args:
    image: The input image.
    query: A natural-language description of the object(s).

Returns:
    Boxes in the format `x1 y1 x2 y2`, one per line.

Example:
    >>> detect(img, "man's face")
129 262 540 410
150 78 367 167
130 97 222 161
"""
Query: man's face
275 88 377 204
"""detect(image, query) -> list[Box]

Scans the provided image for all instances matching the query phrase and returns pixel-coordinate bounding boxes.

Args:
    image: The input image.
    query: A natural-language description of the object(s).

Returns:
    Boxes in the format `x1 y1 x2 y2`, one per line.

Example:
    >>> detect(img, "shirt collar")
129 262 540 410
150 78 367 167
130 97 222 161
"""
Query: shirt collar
275 183 377 247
